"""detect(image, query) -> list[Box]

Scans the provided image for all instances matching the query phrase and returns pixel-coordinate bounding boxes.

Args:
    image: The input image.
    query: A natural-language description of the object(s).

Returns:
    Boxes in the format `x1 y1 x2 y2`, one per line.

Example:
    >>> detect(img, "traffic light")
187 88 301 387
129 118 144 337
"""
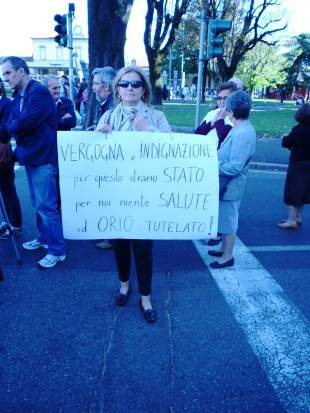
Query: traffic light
207 19 232 59
54 14 67 47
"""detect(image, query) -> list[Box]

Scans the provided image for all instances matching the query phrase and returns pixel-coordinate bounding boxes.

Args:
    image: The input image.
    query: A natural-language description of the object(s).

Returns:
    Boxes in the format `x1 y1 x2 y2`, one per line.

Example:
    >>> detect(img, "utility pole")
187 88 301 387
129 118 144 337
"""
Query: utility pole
168 47 172 88
195 9 208 129
181 50 185 88
67 3 75 104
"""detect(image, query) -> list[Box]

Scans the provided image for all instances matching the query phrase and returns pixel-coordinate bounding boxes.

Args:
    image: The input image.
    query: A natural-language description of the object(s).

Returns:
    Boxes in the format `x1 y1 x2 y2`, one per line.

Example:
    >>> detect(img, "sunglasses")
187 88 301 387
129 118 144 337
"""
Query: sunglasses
216 96 227 101
118 80 143 89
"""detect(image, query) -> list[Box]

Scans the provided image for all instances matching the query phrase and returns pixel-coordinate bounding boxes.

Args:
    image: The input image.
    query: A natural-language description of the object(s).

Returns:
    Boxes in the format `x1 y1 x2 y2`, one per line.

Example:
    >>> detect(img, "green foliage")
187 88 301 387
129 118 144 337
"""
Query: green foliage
284 33 310 89
163 2 200 76
235 44 288 90
162 0 287 84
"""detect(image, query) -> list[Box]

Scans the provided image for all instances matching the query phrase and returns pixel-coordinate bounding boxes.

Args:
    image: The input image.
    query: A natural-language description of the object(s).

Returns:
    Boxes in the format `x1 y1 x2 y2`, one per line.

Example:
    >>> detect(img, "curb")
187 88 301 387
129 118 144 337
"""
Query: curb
249 162 287 172
171 125 194 133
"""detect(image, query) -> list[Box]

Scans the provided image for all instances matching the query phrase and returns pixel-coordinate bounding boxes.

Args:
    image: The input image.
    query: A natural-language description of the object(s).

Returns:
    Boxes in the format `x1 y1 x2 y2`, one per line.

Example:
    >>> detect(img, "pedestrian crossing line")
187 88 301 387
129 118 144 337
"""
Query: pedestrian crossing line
193 238 310 413
249 169 286 175
248 245 310 252
249 165 287 175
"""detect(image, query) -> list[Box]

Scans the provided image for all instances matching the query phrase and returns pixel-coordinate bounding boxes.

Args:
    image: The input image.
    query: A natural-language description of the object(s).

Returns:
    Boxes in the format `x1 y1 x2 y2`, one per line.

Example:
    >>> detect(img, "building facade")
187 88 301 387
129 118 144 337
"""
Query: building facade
28 25 88 80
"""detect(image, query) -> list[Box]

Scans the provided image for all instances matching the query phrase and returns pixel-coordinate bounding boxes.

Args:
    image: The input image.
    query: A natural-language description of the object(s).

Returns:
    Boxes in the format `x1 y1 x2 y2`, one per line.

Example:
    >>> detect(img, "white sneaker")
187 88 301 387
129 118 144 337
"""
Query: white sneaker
23 239 48 250
38 254 66 269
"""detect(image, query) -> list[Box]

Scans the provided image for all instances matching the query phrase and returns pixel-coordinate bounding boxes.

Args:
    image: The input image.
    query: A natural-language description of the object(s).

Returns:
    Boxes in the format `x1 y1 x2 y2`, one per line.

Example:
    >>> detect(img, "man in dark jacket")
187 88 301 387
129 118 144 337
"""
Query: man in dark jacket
0 77 22 239
1 56 65 269
44 75 76 131
92 67 116 125
92 67 116 249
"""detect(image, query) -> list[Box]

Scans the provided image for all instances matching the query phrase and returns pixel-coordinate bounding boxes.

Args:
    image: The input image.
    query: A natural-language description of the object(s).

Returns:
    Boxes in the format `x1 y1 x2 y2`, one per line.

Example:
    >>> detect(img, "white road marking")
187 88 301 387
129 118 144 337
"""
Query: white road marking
248 169 286 175
194 238 310 413
248 245 310 252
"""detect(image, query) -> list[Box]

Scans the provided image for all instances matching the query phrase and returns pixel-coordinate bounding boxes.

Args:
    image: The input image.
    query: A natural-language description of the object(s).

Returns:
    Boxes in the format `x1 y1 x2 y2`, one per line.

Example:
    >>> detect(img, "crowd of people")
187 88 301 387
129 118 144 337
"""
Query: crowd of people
0 56 172 323
1 56 309 323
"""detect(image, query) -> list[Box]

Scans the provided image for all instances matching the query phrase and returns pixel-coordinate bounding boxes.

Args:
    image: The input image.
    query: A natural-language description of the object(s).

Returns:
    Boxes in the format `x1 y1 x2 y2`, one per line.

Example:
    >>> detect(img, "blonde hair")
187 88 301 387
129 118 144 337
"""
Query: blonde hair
113 66 152 105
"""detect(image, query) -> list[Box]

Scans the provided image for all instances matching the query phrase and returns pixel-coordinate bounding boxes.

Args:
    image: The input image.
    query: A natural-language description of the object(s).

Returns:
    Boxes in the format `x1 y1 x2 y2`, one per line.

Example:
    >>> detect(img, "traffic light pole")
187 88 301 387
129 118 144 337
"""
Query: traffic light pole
67 4 75 105
195 10 208 129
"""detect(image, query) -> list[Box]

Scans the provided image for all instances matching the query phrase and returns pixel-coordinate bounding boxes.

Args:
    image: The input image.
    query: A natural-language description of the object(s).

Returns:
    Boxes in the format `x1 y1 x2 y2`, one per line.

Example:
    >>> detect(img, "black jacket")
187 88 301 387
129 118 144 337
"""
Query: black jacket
96 93 114 125
56 97 77 131
282 123 310 164
5 80 57 166
0 96 12 143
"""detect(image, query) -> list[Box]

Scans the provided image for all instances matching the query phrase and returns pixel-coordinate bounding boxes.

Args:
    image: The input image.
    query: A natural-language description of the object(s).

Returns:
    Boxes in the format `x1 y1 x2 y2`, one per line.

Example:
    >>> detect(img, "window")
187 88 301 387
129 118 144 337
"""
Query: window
56 46 63 61
39 46 46 61
74 46 82 60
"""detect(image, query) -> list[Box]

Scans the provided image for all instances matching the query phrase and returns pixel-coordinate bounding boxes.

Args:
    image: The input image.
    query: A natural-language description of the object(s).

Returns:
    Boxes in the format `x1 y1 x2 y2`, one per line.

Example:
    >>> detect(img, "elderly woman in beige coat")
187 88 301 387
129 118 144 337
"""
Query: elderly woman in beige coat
96 66 171 323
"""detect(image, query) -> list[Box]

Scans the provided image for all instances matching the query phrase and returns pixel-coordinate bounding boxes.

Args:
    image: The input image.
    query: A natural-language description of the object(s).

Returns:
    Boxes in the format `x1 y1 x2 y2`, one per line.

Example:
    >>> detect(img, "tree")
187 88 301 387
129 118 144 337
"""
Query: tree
165 0 287 87
213 0 288 81
86 0 134 126
174 2 201 74
144 0 191 104
234 43 287 92
284 33 310 92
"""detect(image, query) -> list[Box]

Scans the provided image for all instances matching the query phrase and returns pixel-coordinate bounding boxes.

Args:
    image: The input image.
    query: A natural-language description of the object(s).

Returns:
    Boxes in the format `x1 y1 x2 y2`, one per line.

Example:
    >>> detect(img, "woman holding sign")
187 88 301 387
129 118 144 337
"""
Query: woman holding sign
96 66 171 323
208 91 256 268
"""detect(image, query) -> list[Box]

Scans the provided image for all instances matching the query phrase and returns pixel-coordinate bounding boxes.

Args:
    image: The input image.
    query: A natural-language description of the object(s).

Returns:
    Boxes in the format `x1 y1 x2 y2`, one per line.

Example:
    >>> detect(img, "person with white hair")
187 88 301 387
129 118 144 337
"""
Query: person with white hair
92 66 116 249
43 75 76 131
229 77 243 90
92 66 116 125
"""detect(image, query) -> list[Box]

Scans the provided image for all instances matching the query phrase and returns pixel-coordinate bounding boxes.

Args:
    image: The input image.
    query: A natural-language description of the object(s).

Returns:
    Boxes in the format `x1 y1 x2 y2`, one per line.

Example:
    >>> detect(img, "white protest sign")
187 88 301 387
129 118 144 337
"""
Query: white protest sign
57 131 219 240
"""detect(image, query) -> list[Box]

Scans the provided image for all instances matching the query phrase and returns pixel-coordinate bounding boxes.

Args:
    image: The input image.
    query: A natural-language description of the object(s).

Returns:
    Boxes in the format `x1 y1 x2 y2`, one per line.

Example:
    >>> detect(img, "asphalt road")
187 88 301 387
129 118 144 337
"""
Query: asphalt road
0 167 309 413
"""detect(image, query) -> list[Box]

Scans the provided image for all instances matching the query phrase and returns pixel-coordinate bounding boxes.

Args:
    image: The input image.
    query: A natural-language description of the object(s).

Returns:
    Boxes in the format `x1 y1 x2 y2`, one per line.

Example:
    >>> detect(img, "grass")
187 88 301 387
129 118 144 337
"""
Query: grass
155 99 298 137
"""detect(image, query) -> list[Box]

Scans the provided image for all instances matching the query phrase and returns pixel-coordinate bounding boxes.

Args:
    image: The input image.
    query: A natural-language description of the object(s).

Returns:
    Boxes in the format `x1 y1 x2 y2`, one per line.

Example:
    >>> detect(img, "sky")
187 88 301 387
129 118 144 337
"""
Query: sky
0 0 308 60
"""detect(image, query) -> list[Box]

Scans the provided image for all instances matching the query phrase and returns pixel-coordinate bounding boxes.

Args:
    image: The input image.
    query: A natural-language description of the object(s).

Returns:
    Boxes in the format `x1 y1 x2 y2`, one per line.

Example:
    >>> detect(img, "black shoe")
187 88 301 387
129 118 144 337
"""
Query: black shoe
115 287 130 307
208 250 223 257
207 237 222 246
139 300 157 323
1 227 22 239
210 258 234 269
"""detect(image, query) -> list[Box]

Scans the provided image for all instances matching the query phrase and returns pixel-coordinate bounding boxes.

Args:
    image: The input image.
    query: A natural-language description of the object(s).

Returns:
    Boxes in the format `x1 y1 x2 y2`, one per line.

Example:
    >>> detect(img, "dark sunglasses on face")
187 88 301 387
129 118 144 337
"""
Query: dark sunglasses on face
216 96 227 101
118 80 143 89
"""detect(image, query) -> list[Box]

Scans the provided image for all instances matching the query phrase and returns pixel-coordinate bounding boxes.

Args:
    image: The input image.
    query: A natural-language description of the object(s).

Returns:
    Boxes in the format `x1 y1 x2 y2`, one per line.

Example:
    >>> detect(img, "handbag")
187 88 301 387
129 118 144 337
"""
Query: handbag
0 142 13 171
219 155 254 199
219 174 232 198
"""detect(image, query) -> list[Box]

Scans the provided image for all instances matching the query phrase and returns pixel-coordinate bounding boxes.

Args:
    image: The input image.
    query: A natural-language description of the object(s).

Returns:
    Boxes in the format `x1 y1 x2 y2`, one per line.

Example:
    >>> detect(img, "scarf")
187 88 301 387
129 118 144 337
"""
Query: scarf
108 101 148 131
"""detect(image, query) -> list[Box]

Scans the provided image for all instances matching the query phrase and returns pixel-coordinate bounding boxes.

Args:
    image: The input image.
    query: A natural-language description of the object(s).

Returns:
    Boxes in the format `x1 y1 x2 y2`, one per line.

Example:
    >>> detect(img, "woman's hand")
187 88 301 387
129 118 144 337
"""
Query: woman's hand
216 108 227 120
211 108 226 127
133 113 150 131
97 124 112 133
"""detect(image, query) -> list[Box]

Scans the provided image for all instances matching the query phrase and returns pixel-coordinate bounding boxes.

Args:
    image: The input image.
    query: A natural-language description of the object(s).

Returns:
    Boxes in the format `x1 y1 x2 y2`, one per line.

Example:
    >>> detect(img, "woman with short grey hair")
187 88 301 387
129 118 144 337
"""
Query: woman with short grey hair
208 91 256 268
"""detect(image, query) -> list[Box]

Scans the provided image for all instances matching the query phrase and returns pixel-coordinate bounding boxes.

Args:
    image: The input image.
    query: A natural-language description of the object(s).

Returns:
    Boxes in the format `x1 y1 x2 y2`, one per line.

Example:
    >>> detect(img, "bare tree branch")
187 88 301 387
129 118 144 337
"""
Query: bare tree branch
144 0 191 103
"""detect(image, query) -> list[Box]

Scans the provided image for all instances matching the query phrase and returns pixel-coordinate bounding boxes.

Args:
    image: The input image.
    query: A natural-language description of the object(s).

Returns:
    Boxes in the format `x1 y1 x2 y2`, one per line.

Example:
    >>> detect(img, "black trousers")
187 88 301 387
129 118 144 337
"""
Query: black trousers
0 165 22 228
114 239 153 296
